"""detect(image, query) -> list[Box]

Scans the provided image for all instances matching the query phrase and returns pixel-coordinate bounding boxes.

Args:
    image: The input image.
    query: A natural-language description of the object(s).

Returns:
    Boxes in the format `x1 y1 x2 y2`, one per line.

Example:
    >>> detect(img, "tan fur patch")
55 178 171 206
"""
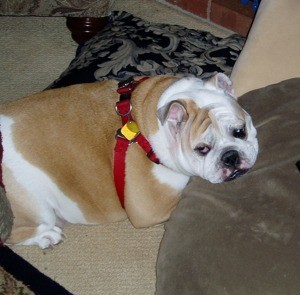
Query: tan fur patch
184 100 211 141
172 99 211 151
124 144 180 228
130 76 179 137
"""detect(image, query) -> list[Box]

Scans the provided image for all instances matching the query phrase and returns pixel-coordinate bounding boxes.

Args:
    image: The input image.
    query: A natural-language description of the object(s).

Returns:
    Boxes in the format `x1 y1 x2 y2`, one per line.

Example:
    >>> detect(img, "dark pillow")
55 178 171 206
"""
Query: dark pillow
156 78 300 295
49 11 245 89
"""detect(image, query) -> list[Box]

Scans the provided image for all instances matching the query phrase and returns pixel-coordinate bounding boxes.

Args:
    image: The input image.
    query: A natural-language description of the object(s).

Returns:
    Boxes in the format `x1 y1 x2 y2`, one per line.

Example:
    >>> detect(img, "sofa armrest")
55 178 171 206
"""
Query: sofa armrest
0 0 115 44
230 0 300 96
0 0 114 17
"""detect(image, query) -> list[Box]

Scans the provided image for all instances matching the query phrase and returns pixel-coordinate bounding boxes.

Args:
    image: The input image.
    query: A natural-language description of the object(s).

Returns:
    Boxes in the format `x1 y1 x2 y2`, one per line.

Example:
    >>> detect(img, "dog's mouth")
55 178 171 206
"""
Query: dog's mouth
225 169 249 182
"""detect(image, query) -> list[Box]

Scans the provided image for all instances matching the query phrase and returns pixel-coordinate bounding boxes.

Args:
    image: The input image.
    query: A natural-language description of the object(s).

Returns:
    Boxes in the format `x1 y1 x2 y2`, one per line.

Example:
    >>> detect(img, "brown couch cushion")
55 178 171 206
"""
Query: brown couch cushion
156 78 300 295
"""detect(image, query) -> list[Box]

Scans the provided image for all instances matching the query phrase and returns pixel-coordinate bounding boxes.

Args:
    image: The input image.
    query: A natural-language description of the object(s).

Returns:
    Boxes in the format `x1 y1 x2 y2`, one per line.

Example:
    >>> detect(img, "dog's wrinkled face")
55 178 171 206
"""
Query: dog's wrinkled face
155 73 258 183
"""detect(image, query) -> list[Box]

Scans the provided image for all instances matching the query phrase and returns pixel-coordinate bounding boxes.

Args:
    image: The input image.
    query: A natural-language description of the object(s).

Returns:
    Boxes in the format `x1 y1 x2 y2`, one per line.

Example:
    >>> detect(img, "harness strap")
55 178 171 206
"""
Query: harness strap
0 132 4 189
113 77 160 208
113 136 130 208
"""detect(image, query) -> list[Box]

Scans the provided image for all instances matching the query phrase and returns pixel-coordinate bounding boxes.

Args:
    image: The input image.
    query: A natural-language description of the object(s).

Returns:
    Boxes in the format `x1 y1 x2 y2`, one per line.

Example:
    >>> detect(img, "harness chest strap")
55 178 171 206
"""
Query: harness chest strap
113 78 160 208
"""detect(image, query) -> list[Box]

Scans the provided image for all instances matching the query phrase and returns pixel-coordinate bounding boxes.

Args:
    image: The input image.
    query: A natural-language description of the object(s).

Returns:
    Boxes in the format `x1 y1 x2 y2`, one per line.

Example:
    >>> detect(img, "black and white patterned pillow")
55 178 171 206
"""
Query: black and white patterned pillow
49 11 245 89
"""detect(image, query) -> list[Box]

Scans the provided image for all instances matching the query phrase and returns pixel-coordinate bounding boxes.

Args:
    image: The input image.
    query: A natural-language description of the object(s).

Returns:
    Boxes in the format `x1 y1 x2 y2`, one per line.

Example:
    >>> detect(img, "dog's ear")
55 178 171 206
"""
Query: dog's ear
207 73 236 98
157 100 188 136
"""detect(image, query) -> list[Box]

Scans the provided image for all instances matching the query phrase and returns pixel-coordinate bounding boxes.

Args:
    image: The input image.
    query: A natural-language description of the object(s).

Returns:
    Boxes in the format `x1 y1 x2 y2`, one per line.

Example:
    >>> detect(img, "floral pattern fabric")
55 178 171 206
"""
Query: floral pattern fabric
49 11 245 89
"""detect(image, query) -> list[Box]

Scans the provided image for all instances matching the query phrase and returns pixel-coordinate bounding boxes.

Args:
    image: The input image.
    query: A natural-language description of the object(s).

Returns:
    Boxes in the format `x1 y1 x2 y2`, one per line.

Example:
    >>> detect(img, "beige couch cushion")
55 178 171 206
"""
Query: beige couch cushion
231 0 300 96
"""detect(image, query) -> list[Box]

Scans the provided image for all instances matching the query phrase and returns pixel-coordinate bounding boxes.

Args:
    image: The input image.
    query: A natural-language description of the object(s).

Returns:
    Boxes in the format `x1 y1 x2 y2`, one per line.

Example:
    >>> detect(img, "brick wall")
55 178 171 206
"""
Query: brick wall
163 0 255 36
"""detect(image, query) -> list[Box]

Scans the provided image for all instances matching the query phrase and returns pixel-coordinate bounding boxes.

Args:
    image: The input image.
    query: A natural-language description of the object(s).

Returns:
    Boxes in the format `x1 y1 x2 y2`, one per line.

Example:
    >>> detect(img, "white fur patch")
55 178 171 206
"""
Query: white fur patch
152 163 189 191
158 77 228 109
1 115 89 225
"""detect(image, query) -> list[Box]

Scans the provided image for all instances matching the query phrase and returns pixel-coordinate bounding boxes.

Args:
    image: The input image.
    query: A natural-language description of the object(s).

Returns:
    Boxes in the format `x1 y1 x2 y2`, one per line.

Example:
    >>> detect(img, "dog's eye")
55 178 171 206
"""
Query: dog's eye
195 145 211 156
233 126 246 139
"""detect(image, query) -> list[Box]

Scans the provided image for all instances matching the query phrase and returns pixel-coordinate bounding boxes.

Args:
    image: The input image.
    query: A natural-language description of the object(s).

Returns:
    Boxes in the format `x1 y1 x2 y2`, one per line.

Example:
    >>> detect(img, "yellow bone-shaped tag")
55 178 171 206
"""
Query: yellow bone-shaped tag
121 121 140 140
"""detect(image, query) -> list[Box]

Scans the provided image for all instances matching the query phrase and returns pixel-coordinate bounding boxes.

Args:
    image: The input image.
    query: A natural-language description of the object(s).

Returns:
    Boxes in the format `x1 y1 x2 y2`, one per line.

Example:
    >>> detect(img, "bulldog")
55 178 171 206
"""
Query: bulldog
0 73 258 248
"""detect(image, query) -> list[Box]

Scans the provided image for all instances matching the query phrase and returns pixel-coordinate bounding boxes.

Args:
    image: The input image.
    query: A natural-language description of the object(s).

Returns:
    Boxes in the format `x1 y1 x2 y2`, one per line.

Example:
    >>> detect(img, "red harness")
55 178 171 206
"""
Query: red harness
0 132 4 190
0 132 5 246
114 77 160 208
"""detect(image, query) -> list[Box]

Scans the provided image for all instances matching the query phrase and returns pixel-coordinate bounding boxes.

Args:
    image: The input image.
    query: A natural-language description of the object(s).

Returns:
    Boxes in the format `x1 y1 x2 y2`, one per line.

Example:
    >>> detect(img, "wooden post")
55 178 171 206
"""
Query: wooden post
66 17 109 44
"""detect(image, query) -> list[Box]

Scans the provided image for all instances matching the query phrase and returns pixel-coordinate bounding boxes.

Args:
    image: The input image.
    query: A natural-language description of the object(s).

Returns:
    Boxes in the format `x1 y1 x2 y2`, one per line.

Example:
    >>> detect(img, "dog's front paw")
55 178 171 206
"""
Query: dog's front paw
20 225 65 249
37 226 64 249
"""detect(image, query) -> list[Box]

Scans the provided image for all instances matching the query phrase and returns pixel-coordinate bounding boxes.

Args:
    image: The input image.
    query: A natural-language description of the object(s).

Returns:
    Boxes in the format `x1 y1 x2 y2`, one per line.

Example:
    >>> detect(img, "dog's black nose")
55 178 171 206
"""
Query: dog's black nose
221 150 240 167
